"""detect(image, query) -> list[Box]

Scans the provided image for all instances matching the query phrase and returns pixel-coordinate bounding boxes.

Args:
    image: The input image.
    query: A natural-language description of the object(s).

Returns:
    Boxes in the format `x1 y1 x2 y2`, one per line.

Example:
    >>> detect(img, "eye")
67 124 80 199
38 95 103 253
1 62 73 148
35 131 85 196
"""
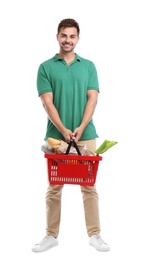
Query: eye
60 34 66 38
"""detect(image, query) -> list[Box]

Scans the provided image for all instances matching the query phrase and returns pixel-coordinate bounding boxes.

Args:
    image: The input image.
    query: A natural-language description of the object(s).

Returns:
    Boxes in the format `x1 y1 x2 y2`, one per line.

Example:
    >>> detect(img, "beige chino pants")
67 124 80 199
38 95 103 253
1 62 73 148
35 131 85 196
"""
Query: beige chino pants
45 139 101 237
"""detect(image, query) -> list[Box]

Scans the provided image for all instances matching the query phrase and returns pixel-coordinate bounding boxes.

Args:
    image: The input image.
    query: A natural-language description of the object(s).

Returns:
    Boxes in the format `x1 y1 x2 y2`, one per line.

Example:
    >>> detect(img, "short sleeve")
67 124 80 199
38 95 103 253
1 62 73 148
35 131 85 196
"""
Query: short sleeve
87 62 99 92
36 64 52 96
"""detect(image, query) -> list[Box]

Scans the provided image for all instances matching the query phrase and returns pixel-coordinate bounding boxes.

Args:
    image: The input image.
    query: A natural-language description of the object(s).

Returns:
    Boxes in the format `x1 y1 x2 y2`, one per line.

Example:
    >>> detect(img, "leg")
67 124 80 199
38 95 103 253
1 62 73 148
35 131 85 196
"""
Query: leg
45 184 64 238
78 139 110 251
78 139 100 236
80 185 101 236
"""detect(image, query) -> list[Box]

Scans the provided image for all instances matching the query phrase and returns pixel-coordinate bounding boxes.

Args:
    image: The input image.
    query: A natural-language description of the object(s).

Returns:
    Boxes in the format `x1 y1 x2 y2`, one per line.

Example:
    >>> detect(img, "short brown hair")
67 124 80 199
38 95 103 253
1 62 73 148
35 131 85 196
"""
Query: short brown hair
57 18 80 35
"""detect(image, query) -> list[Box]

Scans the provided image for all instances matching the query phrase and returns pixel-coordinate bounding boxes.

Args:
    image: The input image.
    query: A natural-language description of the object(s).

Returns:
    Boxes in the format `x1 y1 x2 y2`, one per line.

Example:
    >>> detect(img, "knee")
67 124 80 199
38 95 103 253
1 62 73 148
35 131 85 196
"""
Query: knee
81 185 99 198
46 185 63 198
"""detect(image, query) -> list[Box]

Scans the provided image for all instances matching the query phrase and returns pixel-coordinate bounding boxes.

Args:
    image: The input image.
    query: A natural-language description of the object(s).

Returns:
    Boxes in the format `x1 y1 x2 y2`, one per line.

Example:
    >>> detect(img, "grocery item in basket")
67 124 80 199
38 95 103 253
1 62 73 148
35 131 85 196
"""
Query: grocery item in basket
81 144 95 156
56 140 78 154
95 140 118 155
41 139 76 154
42 138 96 155
41 142 54 154
48 138 61 151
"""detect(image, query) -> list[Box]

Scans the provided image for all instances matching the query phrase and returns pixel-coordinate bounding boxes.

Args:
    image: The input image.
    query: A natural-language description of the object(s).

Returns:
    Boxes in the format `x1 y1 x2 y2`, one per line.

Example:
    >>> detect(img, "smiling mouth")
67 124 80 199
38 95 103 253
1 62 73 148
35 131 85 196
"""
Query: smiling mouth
63 43 71 46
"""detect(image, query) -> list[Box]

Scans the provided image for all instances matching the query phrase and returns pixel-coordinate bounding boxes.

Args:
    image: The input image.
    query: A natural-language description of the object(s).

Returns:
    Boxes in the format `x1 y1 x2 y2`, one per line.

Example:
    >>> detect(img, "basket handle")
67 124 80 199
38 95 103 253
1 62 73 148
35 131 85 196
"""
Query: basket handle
66 139 81 155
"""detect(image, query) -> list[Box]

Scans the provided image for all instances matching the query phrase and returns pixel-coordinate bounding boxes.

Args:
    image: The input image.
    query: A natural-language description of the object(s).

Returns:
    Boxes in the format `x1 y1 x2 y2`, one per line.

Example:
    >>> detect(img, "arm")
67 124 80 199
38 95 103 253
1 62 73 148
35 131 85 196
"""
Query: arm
72 90 99 142
40 92 73 141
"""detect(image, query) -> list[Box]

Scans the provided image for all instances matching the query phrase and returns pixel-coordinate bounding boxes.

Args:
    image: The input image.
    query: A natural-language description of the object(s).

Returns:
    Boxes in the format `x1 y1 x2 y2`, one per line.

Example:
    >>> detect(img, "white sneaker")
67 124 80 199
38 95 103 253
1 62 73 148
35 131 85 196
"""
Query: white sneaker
89 235 110 252
32 236 58 252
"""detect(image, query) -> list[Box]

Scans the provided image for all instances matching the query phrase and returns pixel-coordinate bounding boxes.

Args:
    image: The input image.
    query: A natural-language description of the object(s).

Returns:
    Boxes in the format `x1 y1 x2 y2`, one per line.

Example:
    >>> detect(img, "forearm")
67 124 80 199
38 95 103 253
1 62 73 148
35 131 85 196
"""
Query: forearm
43 102 66 134
40 93 73 141
80 95 98 131
72 90 98 142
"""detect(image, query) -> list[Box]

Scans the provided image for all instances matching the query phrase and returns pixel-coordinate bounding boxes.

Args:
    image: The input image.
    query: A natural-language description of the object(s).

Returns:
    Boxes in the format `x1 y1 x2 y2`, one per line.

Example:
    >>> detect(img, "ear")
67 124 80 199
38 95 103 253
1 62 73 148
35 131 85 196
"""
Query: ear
76 36 80 44
56 34 59 41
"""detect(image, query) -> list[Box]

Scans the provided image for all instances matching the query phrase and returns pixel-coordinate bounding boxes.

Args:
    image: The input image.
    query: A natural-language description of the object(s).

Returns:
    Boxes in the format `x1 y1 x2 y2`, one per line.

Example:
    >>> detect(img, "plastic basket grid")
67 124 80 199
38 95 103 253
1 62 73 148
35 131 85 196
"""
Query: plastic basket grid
45 154 102 186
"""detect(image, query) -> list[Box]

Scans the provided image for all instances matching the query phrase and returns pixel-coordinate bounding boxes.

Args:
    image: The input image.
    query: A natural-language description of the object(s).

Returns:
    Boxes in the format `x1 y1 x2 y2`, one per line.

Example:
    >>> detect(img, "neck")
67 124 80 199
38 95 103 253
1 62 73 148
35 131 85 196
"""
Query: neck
58 51 76 65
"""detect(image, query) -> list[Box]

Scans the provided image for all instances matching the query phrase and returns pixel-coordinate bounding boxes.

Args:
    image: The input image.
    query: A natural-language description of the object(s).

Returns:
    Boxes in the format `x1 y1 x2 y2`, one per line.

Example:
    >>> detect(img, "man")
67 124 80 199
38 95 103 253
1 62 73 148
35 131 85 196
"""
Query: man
32 18 110 252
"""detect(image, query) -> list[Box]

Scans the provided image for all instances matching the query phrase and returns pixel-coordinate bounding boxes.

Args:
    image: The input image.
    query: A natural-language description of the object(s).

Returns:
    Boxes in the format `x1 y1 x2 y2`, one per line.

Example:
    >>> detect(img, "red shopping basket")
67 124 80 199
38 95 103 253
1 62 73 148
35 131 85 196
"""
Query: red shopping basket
44 139 102 186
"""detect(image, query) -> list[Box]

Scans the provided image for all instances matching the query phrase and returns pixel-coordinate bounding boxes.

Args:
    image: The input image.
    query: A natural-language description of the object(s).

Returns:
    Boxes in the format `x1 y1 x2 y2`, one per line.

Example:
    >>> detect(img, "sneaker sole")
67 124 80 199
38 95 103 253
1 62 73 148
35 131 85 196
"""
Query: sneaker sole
89 243 110 252
32 241 58 253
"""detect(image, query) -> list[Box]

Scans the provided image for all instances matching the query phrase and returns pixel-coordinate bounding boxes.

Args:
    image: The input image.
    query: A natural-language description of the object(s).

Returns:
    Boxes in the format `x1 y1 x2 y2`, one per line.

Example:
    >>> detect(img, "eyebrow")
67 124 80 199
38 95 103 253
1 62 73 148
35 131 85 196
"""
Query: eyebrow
60 33 77 37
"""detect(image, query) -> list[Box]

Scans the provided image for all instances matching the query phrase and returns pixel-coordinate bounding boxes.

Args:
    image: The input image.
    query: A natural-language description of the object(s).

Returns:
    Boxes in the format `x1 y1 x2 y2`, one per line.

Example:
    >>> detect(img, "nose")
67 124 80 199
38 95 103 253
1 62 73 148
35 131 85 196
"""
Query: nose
65 36 71 42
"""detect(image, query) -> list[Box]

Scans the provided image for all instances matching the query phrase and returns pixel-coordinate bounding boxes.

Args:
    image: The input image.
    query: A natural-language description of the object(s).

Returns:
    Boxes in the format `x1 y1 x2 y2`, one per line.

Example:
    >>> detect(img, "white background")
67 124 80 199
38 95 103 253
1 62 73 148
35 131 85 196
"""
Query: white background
0 0 141 259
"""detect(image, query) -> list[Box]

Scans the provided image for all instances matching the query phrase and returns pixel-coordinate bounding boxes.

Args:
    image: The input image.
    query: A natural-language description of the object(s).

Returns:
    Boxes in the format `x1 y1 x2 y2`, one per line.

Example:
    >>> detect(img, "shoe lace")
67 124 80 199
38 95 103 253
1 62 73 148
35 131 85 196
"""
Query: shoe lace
37 236 49 246
95 235 106 245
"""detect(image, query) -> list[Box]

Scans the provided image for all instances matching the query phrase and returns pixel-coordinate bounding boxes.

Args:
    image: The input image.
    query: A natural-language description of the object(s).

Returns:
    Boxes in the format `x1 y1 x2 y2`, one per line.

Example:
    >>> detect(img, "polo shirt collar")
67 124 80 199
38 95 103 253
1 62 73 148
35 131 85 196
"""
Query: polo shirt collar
53 53 81 62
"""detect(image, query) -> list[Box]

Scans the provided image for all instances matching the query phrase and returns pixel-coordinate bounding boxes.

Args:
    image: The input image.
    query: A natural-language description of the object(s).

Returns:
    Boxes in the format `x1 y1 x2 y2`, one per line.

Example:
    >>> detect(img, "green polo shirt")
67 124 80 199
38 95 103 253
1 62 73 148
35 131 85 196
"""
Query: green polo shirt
37 54 99 141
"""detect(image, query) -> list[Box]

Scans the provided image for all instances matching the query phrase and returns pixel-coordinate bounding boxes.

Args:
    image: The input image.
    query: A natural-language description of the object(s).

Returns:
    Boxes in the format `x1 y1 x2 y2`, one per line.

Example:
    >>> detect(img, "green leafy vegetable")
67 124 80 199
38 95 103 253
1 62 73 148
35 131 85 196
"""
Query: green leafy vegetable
95 140 118 155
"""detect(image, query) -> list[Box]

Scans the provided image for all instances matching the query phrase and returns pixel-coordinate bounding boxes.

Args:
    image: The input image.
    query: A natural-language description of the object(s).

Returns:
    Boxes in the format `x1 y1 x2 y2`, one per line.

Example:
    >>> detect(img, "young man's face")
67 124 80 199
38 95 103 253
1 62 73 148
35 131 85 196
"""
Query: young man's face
56 27 79 53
